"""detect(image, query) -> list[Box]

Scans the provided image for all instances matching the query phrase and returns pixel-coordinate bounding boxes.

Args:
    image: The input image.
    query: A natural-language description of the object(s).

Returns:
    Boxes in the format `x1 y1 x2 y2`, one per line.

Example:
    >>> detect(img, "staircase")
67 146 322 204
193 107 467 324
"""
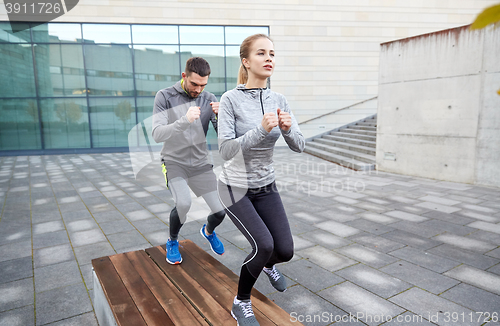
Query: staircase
304 115 377 171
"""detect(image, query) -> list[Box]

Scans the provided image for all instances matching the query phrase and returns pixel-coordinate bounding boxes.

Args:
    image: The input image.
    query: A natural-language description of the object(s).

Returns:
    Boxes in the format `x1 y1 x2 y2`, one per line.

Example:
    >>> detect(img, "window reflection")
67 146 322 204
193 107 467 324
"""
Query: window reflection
0 22 31 43
0 44 36 97
180 46 225 95
225 26 269 45
0 23 269 152
82 24 131 44
35 44 86 96
0 99 41 150
180 26 224 45
226 46 241 88
40 98 90 149
90 98 136 148
85 44 134 96
32 23 82 43
134 45 181 96
132 25 178 44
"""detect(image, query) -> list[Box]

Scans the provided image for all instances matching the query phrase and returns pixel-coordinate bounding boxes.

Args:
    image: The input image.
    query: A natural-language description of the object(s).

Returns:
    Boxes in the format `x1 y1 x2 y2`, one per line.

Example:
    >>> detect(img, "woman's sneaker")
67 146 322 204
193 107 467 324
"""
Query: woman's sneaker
200 224 225 255
231 297 259 326
262 266 287 292
166 239 182 264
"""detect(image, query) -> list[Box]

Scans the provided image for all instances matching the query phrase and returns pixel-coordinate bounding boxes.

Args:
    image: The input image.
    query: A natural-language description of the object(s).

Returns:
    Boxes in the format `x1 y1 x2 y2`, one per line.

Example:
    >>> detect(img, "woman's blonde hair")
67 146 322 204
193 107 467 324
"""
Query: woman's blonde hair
237 34 273 85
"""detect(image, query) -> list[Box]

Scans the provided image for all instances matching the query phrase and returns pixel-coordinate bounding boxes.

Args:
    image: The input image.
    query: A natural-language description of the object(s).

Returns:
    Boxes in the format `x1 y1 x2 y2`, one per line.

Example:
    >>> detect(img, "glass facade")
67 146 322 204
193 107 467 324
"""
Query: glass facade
0 22 269 154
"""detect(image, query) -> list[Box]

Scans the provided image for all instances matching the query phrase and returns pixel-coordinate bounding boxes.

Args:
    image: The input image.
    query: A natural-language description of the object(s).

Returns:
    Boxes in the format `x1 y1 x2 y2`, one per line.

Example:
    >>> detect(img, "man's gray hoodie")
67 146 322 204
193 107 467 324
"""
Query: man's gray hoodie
218 85 305 188
152 80 217 167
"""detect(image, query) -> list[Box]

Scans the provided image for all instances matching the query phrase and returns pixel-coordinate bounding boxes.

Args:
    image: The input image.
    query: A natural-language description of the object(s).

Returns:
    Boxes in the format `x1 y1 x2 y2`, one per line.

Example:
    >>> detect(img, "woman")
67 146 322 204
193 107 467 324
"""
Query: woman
217 34 305 326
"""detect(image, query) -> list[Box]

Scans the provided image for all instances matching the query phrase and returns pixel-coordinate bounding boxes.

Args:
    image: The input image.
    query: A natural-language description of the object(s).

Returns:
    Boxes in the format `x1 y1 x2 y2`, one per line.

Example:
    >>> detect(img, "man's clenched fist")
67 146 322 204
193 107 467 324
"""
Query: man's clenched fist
186 106 201 123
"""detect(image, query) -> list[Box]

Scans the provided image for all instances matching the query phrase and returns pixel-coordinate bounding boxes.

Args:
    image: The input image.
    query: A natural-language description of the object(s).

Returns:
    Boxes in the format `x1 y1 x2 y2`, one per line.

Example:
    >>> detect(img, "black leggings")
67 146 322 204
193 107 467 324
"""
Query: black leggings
218 180 294 300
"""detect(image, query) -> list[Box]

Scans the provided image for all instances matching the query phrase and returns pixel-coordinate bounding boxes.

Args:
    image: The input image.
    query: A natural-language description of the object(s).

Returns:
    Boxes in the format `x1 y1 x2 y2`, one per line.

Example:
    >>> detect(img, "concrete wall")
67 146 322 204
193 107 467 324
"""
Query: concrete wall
1 0 496 129
377 25 500 188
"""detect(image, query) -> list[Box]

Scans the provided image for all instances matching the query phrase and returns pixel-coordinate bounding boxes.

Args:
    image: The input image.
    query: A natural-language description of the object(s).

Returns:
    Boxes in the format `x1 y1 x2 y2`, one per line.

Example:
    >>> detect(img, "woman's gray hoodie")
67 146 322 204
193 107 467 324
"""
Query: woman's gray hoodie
218 85 305 188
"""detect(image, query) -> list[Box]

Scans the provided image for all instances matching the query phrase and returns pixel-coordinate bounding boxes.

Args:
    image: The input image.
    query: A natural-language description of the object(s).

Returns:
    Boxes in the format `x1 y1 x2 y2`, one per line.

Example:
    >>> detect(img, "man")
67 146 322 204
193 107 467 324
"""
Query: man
152 57 225 264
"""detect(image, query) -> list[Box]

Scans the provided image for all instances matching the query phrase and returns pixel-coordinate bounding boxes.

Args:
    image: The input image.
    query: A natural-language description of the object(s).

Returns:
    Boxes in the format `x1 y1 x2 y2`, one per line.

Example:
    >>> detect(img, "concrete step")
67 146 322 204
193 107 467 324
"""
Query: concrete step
356 121 377 127
347 125 377 132
340 128 377 137
318 134 376 149
304 146 375 171
329 132 376 142
314 138 376 155
306 141 376 165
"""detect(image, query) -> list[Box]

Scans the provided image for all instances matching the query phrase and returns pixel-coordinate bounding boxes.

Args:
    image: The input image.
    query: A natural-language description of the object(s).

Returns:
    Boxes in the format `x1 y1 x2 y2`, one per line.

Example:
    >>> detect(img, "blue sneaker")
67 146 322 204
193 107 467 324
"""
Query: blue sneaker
166 239 182 264
200 224 225 255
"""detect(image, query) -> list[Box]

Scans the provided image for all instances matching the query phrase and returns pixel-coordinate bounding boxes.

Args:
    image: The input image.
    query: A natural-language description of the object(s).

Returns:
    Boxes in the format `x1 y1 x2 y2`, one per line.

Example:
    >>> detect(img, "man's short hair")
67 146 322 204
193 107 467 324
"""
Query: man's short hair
185 57 211 77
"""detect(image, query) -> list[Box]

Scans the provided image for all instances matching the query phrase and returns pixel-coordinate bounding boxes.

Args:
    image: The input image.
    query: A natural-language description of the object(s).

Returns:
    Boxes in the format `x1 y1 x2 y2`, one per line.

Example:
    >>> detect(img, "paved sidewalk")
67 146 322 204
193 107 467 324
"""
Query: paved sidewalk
0 148 499 326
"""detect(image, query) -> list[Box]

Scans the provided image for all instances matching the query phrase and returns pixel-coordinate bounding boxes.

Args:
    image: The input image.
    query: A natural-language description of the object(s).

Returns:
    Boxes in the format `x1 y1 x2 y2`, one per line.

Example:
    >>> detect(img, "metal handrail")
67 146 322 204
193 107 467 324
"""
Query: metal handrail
298 96 378 125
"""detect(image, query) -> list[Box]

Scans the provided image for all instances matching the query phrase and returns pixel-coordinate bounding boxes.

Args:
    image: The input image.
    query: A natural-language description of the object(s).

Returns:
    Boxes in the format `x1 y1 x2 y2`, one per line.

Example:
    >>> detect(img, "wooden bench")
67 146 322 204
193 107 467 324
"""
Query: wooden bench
92 239 303 326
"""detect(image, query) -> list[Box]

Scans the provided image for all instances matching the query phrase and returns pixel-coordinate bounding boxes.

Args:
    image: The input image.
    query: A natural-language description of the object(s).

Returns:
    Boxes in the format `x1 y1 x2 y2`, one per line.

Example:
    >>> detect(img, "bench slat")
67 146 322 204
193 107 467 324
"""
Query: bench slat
180 240 301 326
124 250 207 326
146 246 235 326
92 257 148 326
109 253 174 326
153 244 276 326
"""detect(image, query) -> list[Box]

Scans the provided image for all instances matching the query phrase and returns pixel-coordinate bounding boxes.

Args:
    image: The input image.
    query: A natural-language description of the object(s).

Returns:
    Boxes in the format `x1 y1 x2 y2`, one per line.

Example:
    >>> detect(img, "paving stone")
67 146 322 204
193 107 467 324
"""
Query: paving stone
42 311 98 326
292 211 325 224
357 212 398 224
390 287 480 326
353 201 390 214
335 264 411 298
348 234 406 253
387 195 420 204
73 242 115 265
107 230 149 251
417 196 461 207
433 233 497 253
315 221 360 237
60 210 92 223
0 278 34 313
69 229 106 248
467 221 500 235
383 311 435 325
99 219 136 235
345 219 394 235
279 259 344 293
124 209 155 221
487 263 500 276
33 221 65 235
132 218 168 234
427 244 499 270
0 257 32 284
288 219 321 236
33 231 69 249
384 210 428 222
296 246 357 272
317 207 365 221
455 210 499 223
34 244 75 268
380 261 459 294
319 282 404 326
336 244 398 268
459 204 498 214
66 219 99 233
381 230 442 250
444 265 500 295
440 283 500 314
422 211 474 225
0 305 34 326
420 220 476 237
31 211 62 224
34 260 82 293
35 283 92 325
389 221 443 238
268 285 346 326
388 247 460 273
486 248 500 259
298 230 352 249
466 230 500 246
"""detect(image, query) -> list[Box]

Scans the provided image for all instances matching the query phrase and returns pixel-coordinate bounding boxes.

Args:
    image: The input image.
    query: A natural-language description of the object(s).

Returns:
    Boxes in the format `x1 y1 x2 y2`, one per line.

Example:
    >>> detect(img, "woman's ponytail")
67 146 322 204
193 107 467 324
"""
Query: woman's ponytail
237 64 248 85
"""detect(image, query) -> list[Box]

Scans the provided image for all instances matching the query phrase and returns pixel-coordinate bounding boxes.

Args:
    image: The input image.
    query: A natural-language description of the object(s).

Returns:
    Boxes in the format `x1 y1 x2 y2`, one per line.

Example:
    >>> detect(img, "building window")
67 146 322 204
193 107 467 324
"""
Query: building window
0 22 269 153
